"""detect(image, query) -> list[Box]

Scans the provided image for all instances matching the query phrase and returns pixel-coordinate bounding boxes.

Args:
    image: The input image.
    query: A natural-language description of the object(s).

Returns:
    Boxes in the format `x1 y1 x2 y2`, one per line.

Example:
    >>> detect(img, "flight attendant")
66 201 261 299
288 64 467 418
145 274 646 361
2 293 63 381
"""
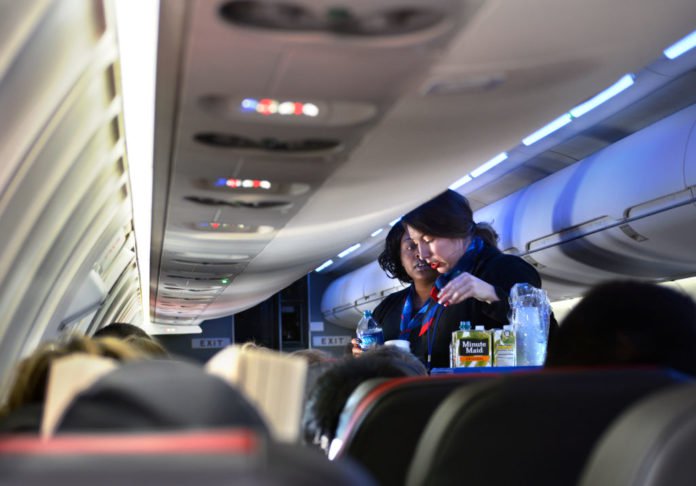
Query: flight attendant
402 189 551 369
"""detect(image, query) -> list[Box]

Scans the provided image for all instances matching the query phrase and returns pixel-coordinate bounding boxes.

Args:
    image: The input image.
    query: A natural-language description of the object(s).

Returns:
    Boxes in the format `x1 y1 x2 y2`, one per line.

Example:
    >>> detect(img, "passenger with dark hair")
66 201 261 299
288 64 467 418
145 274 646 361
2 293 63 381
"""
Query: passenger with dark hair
93 322 151 340
402 189 553 368
546 280 696 375
352 223 439 356
302 347 426 452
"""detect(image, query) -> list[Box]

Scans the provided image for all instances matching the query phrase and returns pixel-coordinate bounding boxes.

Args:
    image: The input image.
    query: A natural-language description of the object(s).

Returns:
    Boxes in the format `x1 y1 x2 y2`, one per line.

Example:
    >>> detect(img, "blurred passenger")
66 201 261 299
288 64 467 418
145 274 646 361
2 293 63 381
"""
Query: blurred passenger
291 348 334 366
302 347 426 453
402 189 554 368
241 341 264 351
93 322 151 340
545 280 696 375
0 335 145 433
56 359 269 435
292 349 337 423
125 335 170 358
351 223 438 356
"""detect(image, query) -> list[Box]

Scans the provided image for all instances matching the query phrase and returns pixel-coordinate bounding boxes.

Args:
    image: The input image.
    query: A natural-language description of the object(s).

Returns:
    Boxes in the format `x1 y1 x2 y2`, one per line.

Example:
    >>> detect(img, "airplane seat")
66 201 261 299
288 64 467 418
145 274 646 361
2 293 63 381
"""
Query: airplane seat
579 382 696 486
55 360 270 434
0 428 377 486
405 368 692 486
331 373 504 486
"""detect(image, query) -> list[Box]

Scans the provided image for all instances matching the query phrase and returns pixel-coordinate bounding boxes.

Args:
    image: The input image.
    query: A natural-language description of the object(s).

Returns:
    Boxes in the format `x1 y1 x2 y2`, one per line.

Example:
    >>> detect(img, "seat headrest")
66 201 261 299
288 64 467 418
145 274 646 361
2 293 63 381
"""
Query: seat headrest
56 360 268 434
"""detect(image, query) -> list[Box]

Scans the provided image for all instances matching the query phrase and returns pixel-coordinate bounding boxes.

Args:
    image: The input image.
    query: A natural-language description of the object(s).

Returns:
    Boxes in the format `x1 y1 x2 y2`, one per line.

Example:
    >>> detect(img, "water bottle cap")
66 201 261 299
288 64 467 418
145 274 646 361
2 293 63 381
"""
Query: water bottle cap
475 325 485 330
459 321 471 330
363 310 372 318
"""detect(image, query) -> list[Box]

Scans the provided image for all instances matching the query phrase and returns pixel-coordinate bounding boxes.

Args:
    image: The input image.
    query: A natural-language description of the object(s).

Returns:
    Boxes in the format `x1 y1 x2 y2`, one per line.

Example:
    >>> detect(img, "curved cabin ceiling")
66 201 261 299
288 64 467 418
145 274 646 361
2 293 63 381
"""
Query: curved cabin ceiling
150 0 696 326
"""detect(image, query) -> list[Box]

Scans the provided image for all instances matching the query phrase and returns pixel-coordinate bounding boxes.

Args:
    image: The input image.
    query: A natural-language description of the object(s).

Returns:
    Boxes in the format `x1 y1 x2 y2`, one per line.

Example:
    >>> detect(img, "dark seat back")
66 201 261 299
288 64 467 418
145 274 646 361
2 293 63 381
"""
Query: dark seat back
406 368 691 486
0 428 376 486
57 360 268 434
333 373 502 486
580 383 696 486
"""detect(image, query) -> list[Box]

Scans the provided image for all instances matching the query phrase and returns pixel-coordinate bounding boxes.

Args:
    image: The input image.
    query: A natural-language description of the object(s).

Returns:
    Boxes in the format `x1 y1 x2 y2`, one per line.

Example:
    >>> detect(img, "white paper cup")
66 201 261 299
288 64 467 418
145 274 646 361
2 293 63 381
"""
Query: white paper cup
384 339 411 353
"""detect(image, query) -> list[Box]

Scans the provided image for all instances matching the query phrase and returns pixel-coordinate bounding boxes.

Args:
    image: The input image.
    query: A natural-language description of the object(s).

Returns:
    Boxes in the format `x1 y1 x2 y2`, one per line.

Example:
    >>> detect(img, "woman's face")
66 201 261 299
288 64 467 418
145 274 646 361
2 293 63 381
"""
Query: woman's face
400 232 438 283
406 225 468 274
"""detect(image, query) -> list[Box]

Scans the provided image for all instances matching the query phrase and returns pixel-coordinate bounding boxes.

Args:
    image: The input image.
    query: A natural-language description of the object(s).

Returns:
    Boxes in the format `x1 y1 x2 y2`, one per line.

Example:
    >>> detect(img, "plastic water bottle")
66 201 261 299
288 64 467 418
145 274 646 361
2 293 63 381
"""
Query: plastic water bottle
356 310 384 351
509 283 551 366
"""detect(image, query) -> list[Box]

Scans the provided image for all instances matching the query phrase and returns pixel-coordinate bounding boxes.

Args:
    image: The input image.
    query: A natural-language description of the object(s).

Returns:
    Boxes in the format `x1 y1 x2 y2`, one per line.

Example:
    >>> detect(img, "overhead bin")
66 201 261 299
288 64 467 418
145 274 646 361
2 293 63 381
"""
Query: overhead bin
321 261 406 328
322 103 696 326
476 103 696 299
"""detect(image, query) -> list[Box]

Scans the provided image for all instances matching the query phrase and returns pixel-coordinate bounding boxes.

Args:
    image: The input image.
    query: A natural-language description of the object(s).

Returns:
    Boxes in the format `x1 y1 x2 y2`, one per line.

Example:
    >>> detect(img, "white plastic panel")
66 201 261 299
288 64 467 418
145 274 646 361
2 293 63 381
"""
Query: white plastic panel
684 112 696 188
321 260 408 328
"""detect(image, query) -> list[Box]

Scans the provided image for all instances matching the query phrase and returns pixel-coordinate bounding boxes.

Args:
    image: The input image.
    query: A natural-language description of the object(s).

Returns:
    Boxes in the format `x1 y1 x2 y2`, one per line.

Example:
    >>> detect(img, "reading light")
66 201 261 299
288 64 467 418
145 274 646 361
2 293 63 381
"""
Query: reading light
522 113 573 146
389 217 401 226
315 260 334 272
664 30 696 60
371 228 384 237
448 174 472 191
302 103 319 117
278 101 295 115
338 243 361 258
569 74 635 118
241 98 257 111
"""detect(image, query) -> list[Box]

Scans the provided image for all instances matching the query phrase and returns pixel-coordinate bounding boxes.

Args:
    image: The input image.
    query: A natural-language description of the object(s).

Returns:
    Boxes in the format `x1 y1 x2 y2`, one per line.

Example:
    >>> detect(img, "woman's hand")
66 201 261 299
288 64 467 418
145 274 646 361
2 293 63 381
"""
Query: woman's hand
436 272 499 306
351 338 363 357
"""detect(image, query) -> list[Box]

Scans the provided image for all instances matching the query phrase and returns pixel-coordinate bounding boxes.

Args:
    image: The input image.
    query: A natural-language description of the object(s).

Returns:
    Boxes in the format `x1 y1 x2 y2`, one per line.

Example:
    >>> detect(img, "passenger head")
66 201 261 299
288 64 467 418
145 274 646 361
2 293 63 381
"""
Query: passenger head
56 360 269 434
362 345 428 376
0 335 145 420
302 348 427 451
291 348 334 366
545 280 696 375
241 341 263 351
378 223 438 285
402 190 498 273
124 335 170 358
93 322 151 340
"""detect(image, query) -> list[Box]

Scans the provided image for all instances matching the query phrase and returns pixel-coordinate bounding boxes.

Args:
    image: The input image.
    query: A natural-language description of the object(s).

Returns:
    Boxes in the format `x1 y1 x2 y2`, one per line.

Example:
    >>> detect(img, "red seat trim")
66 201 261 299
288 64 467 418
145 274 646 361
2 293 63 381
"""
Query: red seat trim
0 429 259 455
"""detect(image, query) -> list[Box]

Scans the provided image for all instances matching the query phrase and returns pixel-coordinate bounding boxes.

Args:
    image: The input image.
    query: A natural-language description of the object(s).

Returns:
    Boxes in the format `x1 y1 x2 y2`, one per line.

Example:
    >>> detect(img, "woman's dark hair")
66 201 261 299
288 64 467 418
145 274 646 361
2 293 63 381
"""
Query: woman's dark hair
377 223 412 283
402 189 498 247
546 280 696 375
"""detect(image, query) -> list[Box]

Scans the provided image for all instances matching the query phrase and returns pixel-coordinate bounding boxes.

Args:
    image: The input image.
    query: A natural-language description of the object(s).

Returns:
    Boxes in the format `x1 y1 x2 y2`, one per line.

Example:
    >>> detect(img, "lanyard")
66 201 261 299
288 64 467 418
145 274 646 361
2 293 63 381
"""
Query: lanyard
426 304 445 370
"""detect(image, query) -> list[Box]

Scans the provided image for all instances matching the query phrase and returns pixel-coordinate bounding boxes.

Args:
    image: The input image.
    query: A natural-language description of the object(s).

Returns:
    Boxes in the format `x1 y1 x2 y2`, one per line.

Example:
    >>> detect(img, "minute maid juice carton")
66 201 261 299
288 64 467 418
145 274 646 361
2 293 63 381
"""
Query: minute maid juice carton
493 325 517 367
453 323 492 368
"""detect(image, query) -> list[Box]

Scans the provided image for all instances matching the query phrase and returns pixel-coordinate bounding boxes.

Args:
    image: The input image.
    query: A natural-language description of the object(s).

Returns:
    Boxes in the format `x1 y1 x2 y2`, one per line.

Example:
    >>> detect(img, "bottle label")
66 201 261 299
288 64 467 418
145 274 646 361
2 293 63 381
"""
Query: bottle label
455 330 491 367
493 328 516 367
359 329 385 350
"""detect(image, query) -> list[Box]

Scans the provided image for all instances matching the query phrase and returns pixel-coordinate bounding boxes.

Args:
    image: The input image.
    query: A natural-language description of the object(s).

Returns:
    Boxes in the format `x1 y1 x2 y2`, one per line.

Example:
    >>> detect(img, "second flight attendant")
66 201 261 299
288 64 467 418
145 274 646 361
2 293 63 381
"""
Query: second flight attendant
402 189 553 369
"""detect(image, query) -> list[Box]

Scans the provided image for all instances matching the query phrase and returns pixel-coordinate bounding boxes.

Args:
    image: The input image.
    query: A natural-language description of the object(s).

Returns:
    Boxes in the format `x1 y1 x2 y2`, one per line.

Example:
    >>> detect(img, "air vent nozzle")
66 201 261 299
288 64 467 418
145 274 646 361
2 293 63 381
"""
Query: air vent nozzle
219 1 445 36
194 132 340 153
184 196 290 209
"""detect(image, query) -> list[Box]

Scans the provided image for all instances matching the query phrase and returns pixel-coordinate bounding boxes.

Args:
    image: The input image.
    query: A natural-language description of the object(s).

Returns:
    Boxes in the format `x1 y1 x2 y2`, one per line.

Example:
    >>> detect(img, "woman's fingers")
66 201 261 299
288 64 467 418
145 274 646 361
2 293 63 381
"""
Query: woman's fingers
437 273 498 305
351 338 363 357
